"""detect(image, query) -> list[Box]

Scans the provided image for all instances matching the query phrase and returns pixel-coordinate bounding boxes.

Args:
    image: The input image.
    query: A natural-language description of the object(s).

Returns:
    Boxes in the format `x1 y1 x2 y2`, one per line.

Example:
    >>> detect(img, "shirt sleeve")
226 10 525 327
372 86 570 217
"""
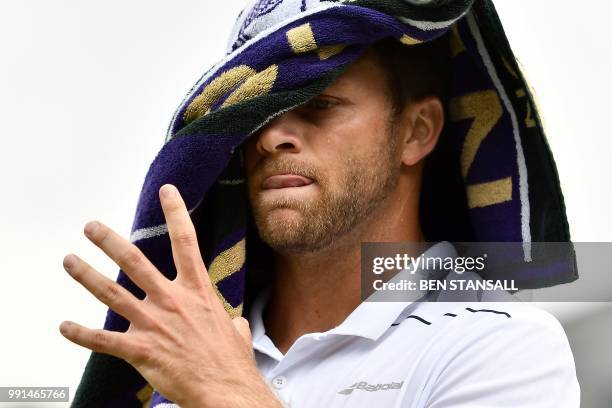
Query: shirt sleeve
414 306 580 408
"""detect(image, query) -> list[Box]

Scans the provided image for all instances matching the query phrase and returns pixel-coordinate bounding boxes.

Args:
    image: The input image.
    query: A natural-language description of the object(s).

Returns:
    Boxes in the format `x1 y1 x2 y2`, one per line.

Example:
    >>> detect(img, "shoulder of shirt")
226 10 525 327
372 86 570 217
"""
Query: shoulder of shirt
397 297 570 345
387 299 576 386
388 268 567 340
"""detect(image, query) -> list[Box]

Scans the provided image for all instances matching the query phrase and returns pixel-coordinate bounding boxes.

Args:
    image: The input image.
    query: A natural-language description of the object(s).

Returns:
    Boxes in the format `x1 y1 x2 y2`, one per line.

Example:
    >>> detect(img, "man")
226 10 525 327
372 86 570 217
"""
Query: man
241 37 447 355
62 38 579 407
239 39 580 406
66 1 580 407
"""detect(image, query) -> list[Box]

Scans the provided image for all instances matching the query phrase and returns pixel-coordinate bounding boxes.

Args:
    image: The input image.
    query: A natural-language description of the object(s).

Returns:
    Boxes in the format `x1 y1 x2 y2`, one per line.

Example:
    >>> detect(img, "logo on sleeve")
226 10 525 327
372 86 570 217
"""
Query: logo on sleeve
338 380 404 395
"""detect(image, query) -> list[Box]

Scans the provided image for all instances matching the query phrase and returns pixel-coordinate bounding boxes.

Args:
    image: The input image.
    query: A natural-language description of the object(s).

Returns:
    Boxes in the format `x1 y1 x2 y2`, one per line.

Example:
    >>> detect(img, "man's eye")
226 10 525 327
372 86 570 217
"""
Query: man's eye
307 98 337 110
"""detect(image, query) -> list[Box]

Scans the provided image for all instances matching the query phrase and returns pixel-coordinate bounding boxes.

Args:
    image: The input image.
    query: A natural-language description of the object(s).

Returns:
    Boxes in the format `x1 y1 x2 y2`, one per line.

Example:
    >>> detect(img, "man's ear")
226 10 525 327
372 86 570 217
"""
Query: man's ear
398 96 445 166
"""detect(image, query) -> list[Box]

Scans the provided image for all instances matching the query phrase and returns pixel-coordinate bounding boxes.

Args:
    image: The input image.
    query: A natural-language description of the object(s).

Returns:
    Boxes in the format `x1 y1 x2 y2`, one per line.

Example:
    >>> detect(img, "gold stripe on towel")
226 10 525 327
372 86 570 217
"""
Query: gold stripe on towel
209 239 246 318
400 34 422 46
318 44 346 60
450 90 503 179
221 65 279 108
136 383 153 408
184 65 256 123
467 177 513 209
287 23 318 54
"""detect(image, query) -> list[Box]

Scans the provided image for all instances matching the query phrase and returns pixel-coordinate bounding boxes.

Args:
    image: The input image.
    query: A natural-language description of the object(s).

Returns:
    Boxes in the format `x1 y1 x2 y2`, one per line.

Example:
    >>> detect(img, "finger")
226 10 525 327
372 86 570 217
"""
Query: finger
232 317 255 360
83 221 169 298
232 316 252 344
59 321 132 361
159 184 210 290
63 254 154 327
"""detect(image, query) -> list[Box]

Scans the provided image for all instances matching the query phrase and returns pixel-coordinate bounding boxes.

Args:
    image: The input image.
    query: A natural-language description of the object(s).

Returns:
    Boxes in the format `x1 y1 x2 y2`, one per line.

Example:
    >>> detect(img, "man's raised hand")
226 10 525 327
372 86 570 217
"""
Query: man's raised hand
60 184 278 407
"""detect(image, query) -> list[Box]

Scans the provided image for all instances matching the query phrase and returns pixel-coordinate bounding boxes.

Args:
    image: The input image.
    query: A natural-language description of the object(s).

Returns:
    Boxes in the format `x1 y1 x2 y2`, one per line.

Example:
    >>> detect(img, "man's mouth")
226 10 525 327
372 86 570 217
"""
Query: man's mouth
262 174 314 189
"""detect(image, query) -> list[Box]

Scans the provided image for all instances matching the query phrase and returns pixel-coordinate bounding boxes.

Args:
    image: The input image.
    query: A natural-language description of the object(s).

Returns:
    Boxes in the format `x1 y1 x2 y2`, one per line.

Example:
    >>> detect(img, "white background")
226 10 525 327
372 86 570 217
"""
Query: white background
0 0 610 406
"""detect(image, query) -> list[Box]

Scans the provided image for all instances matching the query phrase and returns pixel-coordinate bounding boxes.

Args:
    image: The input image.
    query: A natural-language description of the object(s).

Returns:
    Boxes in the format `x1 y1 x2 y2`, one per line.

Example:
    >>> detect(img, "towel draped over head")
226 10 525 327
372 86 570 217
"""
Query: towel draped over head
72 0 577 406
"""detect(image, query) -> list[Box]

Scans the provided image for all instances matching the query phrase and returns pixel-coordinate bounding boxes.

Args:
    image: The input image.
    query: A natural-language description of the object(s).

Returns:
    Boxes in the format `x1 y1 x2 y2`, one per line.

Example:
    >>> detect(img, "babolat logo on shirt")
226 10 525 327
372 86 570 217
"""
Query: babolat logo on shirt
338 380 404 395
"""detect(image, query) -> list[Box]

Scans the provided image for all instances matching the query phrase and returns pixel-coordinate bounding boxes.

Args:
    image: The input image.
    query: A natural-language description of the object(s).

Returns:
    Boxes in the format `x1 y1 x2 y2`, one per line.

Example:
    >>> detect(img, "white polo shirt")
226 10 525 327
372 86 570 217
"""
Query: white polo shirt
248 241 580 407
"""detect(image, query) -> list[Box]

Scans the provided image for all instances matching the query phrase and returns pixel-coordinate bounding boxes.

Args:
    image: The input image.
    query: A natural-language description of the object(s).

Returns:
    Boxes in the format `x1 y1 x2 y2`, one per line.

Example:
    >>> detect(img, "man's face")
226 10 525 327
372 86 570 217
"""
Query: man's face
243 51 402 254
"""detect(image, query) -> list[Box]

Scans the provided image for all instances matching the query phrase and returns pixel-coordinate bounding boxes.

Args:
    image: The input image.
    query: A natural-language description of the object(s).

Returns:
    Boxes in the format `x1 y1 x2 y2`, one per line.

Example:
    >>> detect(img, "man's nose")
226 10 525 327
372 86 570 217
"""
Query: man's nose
255 111 304 156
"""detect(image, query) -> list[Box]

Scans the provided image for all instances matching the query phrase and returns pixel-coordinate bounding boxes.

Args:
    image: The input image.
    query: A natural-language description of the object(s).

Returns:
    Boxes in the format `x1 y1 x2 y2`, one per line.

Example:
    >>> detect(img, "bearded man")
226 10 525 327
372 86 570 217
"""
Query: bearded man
65 1 580 407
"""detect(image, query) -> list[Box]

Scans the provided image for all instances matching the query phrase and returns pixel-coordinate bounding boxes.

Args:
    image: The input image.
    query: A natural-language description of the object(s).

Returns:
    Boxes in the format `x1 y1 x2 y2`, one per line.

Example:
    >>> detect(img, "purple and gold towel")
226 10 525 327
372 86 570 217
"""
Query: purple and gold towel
71 1 576 406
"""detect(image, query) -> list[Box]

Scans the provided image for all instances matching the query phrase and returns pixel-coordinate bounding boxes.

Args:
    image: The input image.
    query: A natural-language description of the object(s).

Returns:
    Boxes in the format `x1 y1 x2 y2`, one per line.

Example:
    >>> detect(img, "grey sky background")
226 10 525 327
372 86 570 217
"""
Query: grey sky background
0 0 610 403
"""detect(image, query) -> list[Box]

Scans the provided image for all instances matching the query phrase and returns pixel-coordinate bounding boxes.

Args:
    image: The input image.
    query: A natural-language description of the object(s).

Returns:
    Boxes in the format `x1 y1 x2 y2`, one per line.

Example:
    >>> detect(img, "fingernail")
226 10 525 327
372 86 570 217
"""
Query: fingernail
59 321 71 335
160 184 176 199
63 254 78 270
85 221 100 235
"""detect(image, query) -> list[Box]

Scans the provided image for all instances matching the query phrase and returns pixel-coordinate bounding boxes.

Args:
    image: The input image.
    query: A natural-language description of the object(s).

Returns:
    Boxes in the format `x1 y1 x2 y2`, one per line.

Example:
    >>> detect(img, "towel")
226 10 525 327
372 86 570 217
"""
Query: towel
71 0 578 406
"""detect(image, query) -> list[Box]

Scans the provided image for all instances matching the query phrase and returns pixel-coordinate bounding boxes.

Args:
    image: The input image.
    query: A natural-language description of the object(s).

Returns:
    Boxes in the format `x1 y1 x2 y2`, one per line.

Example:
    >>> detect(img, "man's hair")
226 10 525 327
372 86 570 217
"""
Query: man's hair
370 33 472 244
370 33 451 117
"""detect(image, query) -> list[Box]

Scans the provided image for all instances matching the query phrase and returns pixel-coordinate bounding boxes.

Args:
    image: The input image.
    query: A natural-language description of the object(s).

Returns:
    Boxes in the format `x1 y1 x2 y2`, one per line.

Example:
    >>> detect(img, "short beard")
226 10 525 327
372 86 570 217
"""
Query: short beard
248 125 400 255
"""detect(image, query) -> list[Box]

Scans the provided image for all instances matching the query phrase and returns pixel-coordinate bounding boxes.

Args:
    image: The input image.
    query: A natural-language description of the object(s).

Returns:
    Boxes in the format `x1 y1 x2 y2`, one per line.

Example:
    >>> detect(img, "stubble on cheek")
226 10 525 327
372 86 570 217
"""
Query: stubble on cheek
246 140 398 254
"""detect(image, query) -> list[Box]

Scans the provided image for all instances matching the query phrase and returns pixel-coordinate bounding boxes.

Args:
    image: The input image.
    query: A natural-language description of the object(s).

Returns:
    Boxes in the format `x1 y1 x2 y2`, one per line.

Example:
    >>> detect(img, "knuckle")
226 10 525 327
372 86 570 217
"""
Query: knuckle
131 342 153 365
194 296 216 314
166 199 182 211
139 311 160 330
174 231 198 248
160 295 182 314
91 331 108 350
69 263 86 281
95 225 111 243
118 247 143 270
99 283 121 305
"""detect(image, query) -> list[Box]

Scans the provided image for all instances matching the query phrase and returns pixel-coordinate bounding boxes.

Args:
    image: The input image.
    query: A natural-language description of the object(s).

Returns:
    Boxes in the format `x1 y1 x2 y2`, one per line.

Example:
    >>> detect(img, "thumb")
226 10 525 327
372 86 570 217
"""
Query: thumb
232 316 255 361
232 316 253 347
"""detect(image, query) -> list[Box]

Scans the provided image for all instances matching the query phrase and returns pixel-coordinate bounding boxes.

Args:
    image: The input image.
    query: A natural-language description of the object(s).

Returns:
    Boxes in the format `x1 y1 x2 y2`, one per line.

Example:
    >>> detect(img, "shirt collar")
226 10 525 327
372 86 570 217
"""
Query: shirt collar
248 241 457 349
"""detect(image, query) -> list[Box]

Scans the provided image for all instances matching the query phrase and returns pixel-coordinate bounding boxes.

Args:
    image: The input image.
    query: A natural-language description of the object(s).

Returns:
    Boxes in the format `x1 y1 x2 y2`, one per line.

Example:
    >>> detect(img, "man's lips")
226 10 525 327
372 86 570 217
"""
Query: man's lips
262 174 314 189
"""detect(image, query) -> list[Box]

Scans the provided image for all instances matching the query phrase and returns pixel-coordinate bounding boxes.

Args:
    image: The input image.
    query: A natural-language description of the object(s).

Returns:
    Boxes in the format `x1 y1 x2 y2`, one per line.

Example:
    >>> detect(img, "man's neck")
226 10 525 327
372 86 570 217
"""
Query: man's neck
262 190 423 355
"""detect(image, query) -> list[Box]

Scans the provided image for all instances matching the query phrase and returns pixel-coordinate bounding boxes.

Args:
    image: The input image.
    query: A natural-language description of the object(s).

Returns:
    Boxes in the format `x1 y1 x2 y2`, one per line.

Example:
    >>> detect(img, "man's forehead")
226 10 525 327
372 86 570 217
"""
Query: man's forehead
321 49 384 92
